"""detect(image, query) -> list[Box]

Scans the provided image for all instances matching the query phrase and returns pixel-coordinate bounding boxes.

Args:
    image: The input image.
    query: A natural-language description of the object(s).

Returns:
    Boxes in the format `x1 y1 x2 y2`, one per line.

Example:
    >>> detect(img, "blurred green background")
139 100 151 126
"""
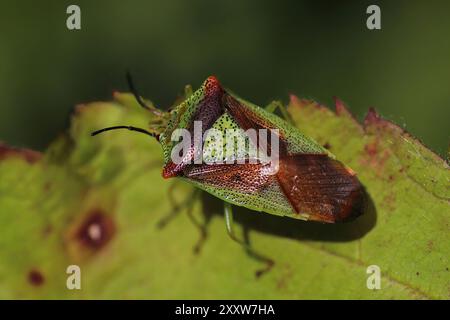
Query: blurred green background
0 0 448 156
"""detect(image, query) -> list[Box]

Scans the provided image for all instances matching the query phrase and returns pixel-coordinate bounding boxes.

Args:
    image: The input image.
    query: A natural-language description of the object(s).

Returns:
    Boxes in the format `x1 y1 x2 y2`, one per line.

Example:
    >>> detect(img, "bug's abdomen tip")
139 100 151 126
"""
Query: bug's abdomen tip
333 184 368 223
276 154 368 223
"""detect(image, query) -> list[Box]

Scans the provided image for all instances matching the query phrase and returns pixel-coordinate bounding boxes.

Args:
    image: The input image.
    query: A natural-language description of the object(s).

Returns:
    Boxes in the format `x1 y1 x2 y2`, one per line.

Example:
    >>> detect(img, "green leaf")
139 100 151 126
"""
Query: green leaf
0 91 448 299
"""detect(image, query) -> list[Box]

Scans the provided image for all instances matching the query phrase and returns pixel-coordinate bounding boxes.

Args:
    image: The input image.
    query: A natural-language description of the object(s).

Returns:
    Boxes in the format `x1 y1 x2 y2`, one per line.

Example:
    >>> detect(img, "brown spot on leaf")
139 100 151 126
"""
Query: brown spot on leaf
365 141 378 157
75 209 116 250
42 225 52 237
28 269 45 286
0 143 41 164
44 182 52 192
360 107 448 172
416 272 420 276
363 107 408 140
383 193 396 211
361 139 392 176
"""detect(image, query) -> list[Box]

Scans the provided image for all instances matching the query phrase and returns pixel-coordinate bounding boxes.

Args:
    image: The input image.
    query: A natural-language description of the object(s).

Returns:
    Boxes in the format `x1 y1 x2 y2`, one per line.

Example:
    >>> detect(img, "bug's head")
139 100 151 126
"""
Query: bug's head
91 75 226 177
158 76 225 166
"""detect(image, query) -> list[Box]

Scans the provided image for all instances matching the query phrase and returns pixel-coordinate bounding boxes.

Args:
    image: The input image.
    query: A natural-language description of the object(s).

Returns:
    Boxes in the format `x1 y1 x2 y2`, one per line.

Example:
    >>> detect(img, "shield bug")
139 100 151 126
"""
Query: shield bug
92 74 366 275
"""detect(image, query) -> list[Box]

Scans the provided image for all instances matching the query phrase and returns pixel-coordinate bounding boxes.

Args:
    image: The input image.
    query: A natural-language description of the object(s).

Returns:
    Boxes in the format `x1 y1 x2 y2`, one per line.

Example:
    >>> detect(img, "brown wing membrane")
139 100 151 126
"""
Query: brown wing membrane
276 154 366 223
224 93 365 222
183 162 275 193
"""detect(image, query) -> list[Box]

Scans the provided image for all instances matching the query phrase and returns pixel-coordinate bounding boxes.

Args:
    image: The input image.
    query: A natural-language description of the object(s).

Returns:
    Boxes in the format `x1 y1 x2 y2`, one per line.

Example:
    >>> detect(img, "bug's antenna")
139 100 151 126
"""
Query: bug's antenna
126 71 164 117
91 125 159 140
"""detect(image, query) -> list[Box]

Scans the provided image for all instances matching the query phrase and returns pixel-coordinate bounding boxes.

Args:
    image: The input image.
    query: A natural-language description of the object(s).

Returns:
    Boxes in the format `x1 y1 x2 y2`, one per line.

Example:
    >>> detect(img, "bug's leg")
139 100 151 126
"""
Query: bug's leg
156 181 189 228
185 189 208 254
265 100 292 124
157 185 208 254
224 202 274 278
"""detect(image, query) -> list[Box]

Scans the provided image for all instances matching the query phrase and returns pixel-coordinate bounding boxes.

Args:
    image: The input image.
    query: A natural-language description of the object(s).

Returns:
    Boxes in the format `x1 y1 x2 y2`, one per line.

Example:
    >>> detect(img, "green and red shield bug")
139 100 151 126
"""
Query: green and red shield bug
92 74 366 276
